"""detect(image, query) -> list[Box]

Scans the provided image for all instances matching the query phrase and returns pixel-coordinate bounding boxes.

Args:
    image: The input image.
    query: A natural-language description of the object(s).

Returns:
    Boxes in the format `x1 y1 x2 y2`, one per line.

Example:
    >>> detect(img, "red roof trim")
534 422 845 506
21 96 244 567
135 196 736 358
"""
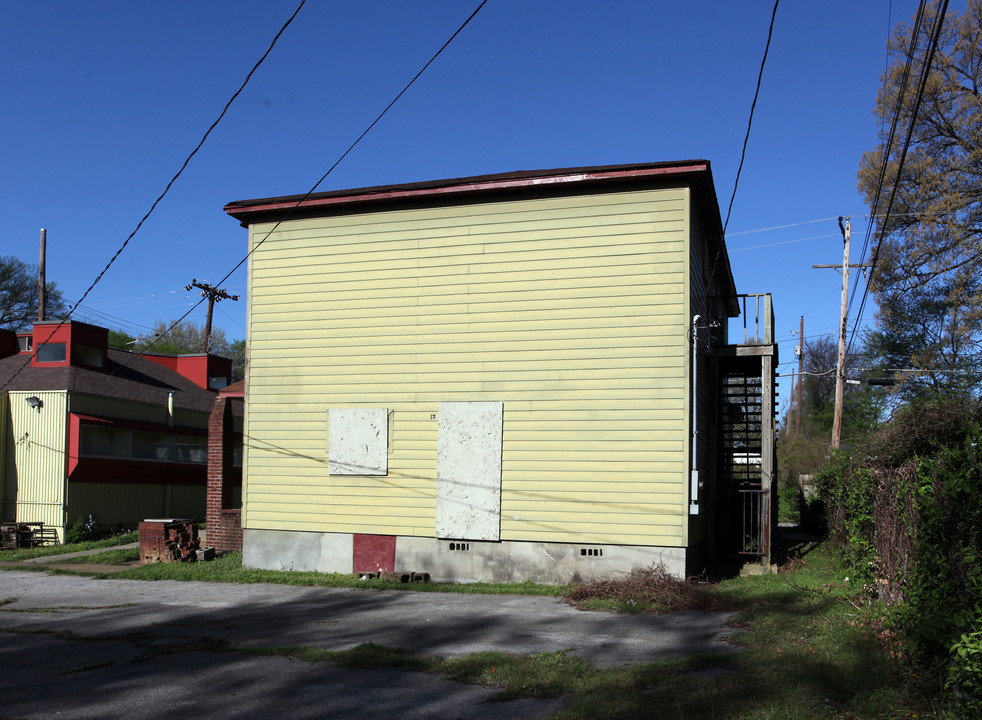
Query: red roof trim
225 161 710 221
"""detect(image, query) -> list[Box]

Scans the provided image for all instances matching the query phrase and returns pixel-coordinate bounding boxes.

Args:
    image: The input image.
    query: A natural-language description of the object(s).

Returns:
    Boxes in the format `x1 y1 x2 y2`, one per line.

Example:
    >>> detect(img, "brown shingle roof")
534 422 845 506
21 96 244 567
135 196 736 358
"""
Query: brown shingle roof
0 349 218 412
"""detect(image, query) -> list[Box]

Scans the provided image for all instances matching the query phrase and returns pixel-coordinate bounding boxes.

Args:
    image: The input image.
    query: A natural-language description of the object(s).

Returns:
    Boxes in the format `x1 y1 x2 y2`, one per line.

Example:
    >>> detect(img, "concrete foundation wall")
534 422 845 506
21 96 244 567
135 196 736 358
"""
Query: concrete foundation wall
243 528 686 584
243 528 353 573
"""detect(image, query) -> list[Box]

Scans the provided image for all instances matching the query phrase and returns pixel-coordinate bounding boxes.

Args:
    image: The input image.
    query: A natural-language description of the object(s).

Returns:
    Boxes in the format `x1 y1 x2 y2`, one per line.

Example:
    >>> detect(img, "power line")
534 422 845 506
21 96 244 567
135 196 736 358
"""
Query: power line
729 232 839 252
848 0 949 356
70 305 154 335
722 0 780 237
727 216 840 237
841 1 931 331
707 0 779 294
208 1 490 306
108 0 489 371
855 1 928 274
0 0 307 392
69 0 307 330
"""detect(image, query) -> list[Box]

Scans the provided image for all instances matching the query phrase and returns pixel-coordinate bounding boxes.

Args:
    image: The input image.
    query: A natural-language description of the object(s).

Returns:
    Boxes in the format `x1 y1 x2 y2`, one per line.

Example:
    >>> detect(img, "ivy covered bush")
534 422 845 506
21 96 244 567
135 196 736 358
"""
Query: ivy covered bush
816 397 982 714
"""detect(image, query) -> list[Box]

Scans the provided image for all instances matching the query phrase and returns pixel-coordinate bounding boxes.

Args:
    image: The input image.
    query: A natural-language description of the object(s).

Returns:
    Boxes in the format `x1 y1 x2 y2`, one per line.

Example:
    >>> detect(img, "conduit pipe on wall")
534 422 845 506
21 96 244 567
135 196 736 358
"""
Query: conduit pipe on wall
690 315 701 516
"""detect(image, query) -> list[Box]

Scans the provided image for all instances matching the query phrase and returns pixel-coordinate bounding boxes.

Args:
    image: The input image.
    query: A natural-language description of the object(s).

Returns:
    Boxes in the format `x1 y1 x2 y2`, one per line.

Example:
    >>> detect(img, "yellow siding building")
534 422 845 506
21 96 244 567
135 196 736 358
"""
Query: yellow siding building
226 161 771 582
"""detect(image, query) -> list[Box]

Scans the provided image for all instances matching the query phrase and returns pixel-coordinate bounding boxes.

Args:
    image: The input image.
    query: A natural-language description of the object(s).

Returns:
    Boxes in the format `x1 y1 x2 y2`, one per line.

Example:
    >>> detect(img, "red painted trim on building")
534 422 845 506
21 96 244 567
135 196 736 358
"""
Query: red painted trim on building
139 354 229 391
69 413 227 486
353 534 397 573
69 457 208 486
68 413 81 477
30 321 109 369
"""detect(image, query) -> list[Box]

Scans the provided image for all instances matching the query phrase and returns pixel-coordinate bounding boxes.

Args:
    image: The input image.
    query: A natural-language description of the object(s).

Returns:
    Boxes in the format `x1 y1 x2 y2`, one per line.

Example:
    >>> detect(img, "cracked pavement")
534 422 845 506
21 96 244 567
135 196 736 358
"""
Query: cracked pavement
0 570 737 719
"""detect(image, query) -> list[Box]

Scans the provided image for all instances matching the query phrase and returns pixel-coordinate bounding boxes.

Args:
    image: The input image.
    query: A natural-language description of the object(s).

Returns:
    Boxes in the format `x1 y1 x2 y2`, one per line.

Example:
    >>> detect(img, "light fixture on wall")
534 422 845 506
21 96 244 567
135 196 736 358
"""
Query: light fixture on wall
26 396 42 412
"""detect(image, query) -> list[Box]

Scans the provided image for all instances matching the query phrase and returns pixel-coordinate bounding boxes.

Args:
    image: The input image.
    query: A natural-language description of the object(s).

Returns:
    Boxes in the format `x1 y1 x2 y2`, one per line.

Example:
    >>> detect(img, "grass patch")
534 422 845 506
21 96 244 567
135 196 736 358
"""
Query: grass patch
58 548 140 566
102 552 563 596
0 532 138 562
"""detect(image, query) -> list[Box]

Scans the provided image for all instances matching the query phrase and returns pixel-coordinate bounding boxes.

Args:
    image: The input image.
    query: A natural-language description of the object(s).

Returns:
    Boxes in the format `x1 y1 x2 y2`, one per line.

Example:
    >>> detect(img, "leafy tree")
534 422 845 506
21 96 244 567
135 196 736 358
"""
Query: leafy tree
800 335 838 427
864 279 982 399
858 0 982 395
108 329 137 349
0 255 68 330
135 320 245 382
795 335 885 443
229 338 246 385
778 335 886 526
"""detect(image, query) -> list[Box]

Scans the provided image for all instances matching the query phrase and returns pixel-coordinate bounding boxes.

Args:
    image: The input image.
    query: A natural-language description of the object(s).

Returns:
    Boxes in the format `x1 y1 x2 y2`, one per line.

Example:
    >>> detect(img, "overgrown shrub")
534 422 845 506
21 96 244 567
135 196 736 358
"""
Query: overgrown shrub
817 397 982 713
65 517 88 545
947 626 982 716
562 564 726 613
815 451 878 580
777 474 801 525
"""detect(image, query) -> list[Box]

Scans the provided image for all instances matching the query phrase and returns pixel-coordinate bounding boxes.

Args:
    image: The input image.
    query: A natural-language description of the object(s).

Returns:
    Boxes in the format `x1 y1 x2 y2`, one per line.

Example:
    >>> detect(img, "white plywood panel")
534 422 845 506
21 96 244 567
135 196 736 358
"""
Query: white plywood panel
436 402 503 541
328 408 388 475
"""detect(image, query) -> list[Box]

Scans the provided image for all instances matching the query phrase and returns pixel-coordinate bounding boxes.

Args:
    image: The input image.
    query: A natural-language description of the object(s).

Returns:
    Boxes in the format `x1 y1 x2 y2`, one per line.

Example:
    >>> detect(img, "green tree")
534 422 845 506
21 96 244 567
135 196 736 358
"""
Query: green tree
108 329 137 349
858 0 982 396
798 335 884 442
229 338 246 384
864 279 982 399
0 255 68 330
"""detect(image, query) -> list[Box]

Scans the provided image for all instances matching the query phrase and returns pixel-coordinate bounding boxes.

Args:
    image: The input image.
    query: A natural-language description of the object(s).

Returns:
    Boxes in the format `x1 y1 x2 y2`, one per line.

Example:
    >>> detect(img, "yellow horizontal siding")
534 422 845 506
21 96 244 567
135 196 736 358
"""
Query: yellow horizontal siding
7 392 68 539
245 188 691 545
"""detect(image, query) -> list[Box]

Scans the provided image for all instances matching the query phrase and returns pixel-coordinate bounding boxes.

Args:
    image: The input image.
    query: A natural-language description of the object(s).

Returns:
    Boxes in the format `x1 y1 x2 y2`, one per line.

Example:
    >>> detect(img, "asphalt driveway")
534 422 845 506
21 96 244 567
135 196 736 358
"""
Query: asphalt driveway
0 570 737 719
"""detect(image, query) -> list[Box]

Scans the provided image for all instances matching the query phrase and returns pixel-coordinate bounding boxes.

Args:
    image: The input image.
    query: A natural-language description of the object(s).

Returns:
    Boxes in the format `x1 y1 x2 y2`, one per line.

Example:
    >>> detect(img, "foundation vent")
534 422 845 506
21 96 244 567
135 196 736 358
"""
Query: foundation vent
448 542 470 551
580 547 603 557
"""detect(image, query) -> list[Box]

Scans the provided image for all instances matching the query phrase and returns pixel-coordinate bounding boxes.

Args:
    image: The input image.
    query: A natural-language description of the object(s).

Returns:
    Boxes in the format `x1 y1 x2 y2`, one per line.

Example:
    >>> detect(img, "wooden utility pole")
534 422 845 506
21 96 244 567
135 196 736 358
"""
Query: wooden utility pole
791 368 796 433
813 218 871 450
185 279 239 353
38 228 46 322
796 315 804 435
831 218 850 450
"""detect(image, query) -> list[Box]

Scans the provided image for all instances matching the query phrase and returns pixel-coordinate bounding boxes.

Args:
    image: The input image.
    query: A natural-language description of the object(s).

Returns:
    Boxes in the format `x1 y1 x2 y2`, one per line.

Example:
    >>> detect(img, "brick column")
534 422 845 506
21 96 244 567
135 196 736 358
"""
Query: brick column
206 395 242 552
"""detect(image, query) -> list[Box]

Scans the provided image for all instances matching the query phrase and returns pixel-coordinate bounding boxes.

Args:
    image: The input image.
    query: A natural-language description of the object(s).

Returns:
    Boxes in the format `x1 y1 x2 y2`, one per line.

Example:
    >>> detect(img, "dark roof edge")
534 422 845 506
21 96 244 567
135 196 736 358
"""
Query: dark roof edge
224 160 712 220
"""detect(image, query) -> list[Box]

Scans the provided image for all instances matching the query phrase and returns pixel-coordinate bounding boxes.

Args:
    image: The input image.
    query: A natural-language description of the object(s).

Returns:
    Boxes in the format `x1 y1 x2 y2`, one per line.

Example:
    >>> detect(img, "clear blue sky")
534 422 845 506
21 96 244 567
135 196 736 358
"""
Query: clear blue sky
1 1 951 414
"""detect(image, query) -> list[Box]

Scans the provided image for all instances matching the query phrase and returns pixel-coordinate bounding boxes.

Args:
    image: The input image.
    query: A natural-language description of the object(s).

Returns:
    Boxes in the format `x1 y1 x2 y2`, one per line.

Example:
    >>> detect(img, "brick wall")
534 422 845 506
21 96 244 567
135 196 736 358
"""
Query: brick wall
206 394 243 553
208 509 242 553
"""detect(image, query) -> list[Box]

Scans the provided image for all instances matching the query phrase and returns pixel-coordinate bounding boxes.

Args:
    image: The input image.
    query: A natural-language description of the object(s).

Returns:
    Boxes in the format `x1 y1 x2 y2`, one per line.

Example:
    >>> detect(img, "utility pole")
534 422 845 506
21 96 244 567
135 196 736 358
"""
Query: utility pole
38 228 46 322
185 279 239 353
791 368 796 433
813 217 871 450
796 315 804 435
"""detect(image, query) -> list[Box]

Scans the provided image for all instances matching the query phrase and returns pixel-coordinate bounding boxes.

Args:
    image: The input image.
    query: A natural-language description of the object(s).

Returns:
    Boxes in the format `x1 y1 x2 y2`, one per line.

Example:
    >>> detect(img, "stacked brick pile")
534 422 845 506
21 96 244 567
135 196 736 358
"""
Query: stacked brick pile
139 519 200 564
